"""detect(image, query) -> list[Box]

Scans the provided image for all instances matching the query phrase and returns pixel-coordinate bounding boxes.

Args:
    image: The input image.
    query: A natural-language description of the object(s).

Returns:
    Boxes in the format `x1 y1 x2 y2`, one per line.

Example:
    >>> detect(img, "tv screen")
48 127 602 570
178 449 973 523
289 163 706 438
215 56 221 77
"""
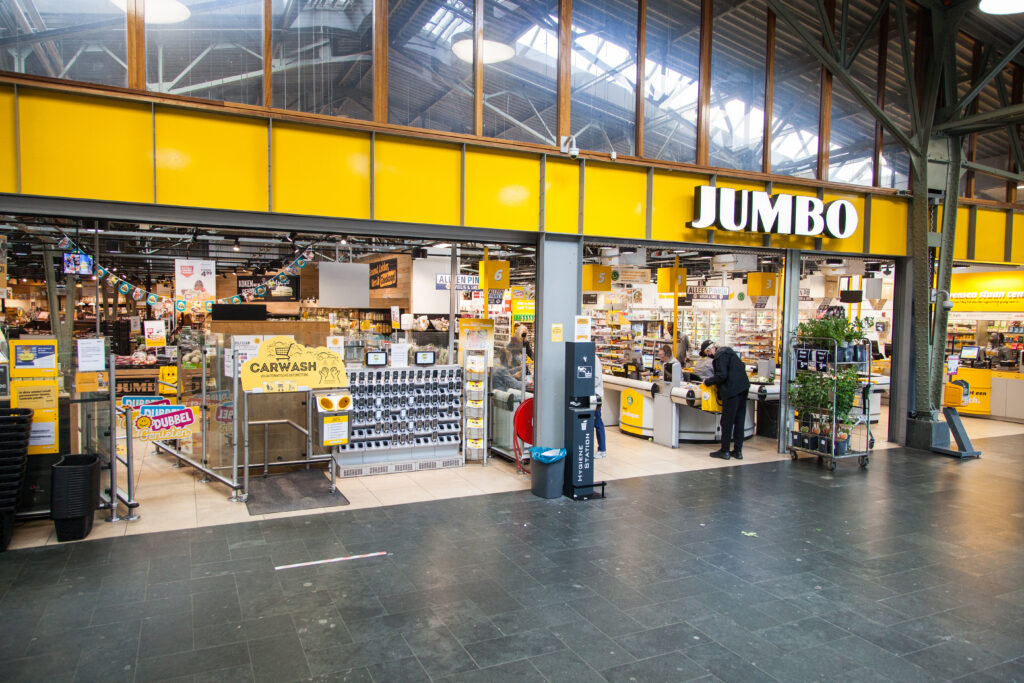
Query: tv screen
63 252 93 275
641 354 654 369
415 351 435 365
959 345 980 360
365 351 388 367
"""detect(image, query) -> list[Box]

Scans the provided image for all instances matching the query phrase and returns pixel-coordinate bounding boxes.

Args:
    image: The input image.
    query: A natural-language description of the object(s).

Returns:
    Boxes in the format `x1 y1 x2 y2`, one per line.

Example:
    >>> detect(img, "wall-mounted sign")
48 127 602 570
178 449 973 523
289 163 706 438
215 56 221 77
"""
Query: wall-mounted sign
687 285 730 301
10 339 58 378
950 271 1024 312
237 274 298 302
369 258 399 290
174 259 216 301
688 185 859 239
435 273 479 290
240 336 348 392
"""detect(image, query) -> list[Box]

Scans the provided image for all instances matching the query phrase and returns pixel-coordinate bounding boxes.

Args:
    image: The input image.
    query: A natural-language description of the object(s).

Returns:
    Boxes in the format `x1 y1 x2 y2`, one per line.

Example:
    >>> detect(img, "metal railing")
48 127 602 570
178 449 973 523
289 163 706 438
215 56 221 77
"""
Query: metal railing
106 354 140 522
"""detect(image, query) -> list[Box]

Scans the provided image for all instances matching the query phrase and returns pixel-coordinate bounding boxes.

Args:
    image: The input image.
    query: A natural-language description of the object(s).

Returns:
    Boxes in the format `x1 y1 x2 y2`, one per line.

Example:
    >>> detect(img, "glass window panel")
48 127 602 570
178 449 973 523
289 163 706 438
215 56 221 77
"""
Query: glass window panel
388 0 473 134
570 0 637 157
481 0 558 145
769 0 817 178
974 128 1011 202
879 135 909 191
829 33 876 186
879 4 913 190
0 0 127 87
709 0 765 173
146 0 264 105
643 0 699 163
270 0 373 119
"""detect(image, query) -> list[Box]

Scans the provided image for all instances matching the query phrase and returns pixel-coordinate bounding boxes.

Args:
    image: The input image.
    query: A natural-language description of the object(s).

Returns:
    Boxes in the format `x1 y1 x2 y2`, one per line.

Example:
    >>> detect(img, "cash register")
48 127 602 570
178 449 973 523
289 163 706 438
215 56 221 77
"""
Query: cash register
959 345 984 368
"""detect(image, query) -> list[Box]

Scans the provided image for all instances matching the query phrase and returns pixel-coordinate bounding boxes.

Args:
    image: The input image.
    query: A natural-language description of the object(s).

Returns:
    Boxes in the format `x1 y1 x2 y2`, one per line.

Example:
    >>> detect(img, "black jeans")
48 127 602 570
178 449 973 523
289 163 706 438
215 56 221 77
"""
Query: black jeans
720 393 746 452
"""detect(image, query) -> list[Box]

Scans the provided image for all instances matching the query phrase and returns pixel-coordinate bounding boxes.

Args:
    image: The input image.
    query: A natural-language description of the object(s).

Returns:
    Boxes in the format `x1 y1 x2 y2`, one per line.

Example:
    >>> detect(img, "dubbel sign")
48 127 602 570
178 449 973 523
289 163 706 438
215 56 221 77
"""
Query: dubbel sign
688 185 859 239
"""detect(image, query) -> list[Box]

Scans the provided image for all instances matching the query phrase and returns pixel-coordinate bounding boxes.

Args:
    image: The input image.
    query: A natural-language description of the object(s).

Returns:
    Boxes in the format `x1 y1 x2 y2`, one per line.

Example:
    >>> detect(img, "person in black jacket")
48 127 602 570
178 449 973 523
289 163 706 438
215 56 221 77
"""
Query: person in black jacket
700 340 751 460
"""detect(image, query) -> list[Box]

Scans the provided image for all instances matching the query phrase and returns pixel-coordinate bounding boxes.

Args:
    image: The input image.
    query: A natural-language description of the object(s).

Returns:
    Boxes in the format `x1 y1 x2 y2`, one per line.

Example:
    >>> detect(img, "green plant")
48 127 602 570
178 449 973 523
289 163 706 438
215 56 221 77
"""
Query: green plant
832 365 860 420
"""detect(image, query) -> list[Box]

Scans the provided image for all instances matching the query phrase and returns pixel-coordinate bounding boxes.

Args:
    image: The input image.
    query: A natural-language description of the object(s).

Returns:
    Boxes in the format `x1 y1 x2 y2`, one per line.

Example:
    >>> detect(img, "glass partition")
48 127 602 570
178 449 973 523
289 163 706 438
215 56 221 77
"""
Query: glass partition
388 0 474 134
708 0 766 172
643 0 700 163
481 0 558 145
0 0 128 87
270 0 373 119
146 0 264 105
570 0 638 156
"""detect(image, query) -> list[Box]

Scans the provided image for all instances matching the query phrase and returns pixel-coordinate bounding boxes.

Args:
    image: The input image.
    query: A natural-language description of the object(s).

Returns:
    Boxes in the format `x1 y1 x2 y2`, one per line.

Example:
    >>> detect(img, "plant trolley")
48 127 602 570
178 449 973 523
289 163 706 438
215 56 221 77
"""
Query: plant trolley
786 335 874 471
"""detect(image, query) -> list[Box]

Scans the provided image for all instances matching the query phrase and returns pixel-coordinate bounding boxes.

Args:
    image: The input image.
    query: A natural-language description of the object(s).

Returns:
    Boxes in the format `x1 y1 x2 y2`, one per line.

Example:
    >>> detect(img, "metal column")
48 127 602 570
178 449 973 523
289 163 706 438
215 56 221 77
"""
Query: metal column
777 249 802 454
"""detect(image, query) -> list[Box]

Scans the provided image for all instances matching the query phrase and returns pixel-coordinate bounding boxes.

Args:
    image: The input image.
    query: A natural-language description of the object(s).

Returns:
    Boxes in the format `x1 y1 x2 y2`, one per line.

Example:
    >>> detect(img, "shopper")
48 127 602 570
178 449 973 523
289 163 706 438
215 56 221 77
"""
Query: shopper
593 355 606 457
989 332 1015 363
658 344 679 381
515 324 534 361
700 340 751 460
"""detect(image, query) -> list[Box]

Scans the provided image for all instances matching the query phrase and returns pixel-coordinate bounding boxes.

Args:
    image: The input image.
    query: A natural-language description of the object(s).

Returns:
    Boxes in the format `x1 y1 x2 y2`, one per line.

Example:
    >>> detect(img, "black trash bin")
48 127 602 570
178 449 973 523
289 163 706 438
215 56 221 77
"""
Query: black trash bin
529 448 566 499
51 454 101 542
0 408 33 552
756 400 780 438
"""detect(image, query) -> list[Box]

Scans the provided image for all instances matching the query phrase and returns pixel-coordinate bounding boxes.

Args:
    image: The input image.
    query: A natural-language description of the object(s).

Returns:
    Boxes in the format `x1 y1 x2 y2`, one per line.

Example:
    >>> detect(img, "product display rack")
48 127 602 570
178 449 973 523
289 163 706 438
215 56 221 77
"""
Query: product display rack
332 365 463 478
463 350 489 463
786 335 873 471
727 310 777 360
680 310 721 345
591 318 635 375
946 322 977 353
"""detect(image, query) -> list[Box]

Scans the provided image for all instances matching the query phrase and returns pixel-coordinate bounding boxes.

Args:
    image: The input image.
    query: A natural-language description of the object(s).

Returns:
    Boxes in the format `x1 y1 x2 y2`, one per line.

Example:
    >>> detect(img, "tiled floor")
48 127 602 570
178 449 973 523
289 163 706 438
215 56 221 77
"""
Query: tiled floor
6 407 1022 550
1 422 1023 681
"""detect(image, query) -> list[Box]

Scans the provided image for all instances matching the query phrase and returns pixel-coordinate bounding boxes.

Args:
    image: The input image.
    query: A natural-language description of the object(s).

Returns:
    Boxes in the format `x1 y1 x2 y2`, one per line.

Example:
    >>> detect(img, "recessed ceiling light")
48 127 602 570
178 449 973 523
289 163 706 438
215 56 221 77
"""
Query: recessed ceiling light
978 0 1024 13
451 33 515 64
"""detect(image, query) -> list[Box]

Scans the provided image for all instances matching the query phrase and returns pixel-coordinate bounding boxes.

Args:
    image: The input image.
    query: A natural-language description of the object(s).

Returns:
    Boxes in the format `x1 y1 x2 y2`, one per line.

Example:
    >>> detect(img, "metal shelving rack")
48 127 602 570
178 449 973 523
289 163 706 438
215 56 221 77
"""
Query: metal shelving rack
786 336 873 471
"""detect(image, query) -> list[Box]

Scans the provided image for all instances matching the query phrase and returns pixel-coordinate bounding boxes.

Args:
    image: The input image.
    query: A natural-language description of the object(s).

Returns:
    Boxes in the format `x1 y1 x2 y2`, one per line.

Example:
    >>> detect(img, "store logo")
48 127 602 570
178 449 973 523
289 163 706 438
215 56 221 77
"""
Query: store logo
688 185 859 239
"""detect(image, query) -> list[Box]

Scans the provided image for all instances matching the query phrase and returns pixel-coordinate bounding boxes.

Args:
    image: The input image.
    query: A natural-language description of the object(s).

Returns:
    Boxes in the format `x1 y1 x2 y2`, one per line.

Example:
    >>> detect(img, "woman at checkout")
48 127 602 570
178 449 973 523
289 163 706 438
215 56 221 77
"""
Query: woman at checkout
988 333 1018 367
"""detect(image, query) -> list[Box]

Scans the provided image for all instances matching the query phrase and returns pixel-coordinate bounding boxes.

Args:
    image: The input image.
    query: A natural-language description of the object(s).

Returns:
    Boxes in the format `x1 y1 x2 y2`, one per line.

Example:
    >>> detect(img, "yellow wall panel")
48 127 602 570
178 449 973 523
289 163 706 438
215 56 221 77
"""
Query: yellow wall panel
869 197 908 256
465 149 539 232
155 108 267 211
375 136 460 225
650 171 706 243
973 209 1007 263
1012 213 1024 265
20 90 152 202
272 123 370 219
954 207 970 260
0 86 15 193
821 192 867 253
544 158 580 233
583 163 646 239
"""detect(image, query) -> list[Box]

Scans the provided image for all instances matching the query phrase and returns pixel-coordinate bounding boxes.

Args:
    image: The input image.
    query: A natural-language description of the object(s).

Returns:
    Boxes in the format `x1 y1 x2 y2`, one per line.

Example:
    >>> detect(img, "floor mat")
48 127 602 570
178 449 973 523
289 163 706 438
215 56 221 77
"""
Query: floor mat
244 469 349 516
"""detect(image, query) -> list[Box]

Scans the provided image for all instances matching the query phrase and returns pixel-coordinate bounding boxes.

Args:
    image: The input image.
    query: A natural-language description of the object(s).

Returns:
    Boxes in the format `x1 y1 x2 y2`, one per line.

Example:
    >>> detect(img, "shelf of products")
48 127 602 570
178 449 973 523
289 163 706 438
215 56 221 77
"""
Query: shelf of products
463 350 488 462
727 311 776 360
680 310 721 345
591 316 636 375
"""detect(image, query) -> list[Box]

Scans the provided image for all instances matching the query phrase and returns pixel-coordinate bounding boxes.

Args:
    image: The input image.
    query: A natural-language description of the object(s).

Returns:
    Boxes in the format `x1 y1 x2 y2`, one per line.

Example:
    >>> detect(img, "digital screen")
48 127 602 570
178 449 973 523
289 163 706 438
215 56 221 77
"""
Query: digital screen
365 351 388 367
415 351 435 365
959 346 980 360
641 354 654 369
63 252 93 275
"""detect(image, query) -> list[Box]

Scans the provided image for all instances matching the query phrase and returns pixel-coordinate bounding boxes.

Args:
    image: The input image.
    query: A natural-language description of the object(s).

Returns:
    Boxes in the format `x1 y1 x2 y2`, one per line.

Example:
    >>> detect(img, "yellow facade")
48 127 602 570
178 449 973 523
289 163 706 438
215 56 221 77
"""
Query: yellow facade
974 208 1007 263
374 136 460 226
20 90 152 203
465 149 539 232
583 163 646 239
272 123 371 219
2 83 1022 265
155 108 268 211
0 86 14 193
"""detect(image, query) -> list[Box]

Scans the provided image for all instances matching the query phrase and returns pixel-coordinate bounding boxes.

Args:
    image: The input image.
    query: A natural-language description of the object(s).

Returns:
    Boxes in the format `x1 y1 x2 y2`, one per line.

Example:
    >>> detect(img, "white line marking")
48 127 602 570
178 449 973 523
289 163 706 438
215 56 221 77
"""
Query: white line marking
274 551 387 571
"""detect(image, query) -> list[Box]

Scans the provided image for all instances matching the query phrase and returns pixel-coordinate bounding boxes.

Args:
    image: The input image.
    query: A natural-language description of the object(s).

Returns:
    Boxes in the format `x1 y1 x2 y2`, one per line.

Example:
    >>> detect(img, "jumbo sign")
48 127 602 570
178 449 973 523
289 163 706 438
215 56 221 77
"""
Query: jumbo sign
688 185 859 239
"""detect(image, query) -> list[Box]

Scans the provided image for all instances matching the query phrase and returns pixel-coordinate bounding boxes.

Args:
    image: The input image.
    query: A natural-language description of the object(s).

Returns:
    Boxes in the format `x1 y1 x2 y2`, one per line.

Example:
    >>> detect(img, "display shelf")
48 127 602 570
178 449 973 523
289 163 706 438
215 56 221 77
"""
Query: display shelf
463 350 489 462
727 311 776 360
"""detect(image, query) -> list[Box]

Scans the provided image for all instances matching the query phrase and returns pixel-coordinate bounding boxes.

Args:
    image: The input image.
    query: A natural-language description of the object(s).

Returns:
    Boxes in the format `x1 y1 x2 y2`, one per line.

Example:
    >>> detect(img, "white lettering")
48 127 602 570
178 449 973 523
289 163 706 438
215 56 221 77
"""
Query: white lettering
825 200 858 239
750 192 793 234
717 189 749 231
793 196 825 236
688 185 719 229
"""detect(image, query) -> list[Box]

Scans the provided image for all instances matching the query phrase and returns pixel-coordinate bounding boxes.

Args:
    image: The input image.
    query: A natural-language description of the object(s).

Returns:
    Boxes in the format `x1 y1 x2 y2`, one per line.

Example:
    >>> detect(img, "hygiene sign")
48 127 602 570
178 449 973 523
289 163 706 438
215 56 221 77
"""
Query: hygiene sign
239 336 348 392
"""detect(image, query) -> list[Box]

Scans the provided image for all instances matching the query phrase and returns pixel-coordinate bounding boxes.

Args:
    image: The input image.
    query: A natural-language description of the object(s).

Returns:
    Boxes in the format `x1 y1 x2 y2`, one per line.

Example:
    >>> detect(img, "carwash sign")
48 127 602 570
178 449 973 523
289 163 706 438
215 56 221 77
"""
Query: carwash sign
688 185 859 239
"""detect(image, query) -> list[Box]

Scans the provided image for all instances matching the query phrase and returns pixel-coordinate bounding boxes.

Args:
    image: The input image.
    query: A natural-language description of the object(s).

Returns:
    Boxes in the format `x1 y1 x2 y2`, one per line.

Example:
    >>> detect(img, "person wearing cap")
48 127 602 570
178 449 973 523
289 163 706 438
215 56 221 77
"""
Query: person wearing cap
699 340 751 460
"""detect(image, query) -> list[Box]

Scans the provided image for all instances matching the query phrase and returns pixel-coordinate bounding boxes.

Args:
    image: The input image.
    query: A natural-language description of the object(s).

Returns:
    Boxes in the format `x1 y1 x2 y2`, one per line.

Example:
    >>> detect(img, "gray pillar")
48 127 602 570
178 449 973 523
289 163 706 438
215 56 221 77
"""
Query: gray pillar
533 234 583 448
890 256 914 445
777 249 801 454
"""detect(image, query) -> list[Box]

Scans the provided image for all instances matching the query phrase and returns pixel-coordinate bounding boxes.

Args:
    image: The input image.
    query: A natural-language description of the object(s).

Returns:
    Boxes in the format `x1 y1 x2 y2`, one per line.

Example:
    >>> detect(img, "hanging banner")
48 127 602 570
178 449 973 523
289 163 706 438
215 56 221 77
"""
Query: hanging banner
174 259 216 301
240 336 348 392
435 273 479 291
237 274 299 302
369 258 399 290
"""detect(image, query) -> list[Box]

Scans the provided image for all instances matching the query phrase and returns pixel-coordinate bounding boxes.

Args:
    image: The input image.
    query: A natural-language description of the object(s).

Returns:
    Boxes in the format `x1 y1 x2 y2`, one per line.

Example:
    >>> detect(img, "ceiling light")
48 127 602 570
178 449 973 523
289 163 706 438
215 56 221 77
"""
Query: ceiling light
109 0 191 24
978 0 1024 14
340 239 347 245
233 238 240 252
451 32 515 64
